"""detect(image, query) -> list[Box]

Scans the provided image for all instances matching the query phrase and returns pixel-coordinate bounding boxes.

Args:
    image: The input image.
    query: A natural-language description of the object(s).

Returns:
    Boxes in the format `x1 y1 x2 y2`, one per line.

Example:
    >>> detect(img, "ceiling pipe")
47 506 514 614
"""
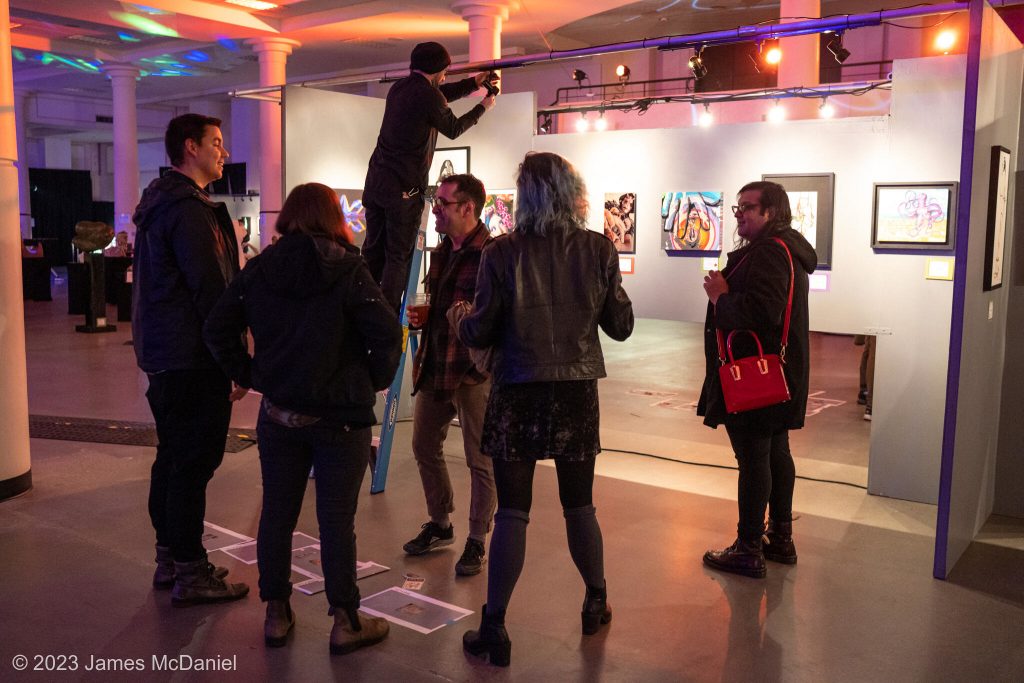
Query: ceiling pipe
232 1 966 98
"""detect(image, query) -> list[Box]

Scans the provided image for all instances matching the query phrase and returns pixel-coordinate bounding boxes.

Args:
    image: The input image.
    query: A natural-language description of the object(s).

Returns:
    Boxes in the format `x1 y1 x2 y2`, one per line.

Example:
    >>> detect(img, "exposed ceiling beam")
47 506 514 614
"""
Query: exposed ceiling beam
281 1 395 33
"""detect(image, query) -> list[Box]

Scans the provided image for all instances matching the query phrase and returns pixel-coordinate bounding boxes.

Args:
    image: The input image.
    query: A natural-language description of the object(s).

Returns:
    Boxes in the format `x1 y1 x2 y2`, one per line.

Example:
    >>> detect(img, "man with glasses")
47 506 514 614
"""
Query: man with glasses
363 41 497 311
402 174 496 577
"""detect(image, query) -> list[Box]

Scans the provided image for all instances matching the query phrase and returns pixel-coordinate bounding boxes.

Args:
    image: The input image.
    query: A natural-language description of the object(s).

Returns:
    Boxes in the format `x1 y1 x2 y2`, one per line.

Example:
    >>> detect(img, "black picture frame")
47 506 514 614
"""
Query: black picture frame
871 182 958 251
984 146 1011 291
762 173 835 269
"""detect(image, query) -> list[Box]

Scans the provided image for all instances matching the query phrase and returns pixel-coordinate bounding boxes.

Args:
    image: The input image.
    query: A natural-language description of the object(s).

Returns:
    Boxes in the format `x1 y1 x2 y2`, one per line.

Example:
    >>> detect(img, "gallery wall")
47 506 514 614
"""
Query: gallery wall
942 6 1023 574
280 58 970 505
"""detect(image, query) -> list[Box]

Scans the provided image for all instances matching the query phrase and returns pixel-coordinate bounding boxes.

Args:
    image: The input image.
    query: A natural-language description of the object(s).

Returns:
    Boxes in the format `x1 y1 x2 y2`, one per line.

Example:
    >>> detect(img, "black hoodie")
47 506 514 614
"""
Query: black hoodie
698 227 818 431
203 233 401 425
132 171 239 373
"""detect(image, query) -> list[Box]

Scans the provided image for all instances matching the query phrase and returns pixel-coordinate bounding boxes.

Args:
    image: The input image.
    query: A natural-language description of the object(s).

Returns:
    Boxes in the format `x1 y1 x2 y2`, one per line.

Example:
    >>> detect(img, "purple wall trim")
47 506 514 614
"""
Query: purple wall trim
934 0 986 580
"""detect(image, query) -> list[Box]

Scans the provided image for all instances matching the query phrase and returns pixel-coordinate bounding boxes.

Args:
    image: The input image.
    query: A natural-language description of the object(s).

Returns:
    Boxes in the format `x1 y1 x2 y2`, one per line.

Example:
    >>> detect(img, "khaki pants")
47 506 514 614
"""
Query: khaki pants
411 382 496 539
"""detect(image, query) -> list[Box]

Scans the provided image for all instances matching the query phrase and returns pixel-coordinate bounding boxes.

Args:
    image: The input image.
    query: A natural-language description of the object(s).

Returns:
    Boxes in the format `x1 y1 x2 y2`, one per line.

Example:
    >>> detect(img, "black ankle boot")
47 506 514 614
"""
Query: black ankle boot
703 537 766 578
463 604 511 667
763 520 797 564
581 582 612 635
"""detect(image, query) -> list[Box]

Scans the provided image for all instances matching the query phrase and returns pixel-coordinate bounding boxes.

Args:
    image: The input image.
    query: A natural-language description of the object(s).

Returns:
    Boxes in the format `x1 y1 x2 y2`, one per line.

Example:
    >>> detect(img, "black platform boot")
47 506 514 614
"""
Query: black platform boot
702 537 767 578
463 604 511 667
763 520 797 564
581 582 612 635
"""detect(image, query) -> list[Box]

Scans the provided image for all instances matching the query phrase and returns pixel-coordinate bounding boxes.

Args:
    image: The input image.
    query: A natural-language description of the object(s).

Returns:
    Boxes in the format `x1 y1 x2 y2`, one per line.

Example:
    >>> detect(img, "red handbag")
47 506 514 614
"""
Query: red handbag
716 237 795 414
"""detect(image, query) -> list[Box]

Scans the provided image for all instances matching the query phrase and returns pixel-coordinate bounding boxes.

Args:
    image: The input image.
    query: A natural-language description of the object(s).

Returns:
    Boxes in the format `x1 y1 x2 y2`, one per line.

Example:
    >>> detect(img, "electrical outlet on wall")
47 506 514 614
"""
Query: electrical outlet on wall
866 326 892 335
988 301 994 320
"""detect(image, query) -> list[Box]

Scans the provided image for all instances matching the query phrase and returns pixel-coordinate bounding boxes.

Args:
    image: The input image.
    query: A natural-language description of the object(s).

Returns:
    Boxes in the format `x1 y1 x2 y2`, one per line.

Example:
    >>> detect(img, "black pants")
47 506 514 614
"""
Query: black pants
146 369 232 562
256 412 370 609
725 427 796 541
362 194 426 312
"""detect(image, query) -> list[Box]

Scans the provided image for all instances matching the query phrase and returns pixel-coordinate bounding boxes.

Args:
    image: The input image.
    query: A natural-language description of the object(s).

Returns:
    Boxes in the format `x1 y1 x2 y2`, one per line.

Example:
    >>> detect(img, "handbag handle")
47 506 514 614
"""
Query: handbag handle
715 236 795 364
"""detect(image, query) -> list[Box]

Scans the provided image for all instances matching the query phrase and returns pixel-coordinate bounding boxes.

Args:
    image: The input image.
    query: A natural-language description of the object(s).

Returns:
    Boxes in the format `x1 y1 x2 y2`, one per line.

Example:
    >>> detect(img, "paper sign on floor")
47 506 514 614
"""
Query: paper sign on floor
202 521 252 552
359 587 473 634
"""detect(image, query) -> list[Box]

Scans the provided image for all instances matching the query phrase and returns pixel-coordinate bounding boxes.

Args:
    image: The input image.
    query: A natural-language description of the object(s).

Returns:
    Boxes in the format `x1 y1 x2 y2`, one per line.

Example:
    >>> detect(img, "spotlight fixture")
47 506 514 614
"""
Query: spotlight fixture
698 103 713 128
826 33 851 64
575 113 589 132
765 46 782 66
750 42 781 73
819 99 835 118
688 47 708 80
594 112 608 131
538 114 552 134
935 30 956 54
615 64 631 82
571 68 588 85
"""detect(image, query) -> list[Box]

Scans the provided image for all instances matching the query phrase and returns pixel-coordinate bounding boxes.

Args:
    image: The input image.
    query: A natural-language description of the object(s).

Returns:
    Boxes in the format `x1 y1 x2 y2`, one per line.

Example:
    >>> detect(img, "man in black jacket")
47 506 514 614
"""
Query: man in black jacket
132 113 249 606
363 41 496 311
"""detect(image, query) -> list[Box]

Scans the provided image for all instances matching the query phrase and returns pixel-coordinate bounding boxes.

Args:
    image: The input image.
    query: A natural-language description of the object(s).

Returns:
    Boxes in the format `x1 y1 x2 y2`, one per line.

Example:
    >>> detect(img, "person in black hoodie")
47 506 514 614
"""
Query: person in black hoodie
204 183 401 654
133 113 249 606
698 181 818 579
363 41 497 311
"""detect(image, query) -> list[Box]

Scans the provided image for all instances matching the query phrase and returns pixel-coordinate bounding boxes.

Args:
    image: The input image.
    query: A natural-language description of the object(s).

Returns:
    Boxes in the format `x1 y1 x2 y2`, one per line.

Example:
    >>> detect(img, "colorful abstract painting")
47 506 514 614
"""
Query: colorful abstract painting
871 183 957 250
604 192 636 254
483 191 515 236
335 189 366 248
661 191 723 252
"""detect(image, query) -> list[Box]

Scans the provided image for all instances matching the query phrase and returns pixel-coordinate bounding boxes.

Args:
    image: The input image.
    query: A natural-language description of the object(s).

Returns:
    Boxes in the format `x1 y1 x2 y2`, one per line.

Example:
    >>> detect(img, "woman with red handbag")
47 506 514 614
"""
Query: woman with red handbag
697 181 817 578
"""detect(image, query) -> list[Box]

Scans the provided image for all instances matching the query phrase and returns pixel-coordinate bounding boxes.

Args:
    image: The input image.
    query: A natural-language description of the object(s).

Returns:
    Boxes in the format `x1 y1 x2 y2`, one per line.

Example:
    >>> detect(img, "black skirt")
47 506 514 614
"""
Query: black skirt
481 379 600 461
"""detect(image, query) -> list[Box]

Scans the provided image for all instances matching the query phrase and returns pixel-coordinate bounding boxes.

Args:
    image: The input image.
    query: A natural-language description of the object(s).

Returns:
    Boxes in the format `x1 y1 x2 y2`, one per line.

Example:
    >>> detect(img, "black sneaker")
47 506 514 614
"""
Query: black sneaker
864 406 872 421
455 538 486 576
403 521 454 555
857 389 868 405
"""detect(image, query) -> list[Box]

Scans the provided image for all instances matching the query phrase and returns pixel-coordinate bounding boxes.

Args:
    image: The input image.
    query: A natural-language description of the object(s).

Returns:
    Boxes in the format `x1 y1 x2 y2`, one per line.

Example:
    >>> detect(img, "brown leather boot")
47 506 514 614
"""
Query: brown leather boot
763 520 797 564
264 599 295 647
170 559 249 606
703 538 766 578
329 605 389 655
153 546 228 589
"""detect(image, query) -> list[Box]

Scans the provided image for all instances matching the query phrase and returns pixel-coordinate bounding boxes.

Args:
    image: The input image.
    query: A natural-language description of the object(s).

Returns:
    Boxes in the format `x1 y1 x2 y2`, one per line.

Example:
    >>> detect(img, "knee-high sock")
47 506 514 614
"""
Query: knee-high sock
564 504 604 589
485 507 529 614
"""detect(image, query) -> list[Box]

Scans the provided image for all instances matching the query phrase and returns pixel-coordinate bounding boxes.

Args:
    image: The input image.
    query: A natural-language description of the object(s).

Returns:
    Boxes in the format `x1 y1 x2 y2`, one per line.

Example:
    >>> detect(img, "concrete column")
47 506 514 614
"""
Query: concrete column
243 37 300 248
14 89 30 238
778 0 820 119
0 0 33 500
451 0 518 63
104 64 141 241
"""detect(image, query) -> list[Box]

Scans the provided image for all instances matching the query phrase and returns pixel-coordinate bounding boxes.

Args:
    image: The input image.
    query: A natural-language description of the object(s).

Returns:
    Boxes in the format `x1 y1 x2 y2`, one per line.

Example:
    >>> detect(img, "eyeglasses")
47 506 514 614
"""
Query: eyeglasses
731 203 761 215
430 196 468 209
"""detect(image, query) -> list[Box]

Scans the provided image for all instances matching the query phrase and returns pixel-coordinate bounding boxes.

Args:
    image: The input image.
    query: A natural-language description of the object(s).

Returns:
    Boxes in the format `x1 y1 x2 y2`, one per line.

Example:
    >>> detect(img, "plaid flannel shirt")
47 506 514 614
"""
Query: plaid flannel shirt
412 221 491 395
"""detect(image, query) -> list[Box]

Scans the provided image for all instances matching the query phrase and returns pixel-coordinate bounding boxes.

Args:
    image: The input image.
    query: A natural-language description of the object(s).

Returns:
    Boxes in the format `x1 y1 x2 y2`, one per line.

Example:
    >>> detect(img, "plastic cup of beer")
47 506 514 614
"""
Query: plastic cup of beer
408 293 430 326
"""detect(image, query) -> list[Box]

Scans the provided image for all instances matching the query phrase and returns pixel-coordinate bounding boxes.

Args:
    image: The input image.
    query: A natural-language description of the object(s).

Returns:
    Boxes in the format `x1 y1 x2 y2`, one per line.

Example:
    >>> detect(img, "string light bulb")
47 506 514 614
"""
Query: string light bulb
575 113 589 132
768 100 786 123
935 30 956 54
819 99 835 118
594 112 608 131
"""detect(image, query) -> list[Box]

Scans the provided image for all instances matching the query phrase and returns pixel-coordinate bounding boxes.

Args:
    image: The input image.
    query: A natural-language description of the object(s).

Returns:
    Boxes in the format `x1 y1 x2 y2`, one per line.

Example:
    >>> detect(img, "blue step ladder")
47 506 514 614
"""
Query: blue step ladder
369 228 426 494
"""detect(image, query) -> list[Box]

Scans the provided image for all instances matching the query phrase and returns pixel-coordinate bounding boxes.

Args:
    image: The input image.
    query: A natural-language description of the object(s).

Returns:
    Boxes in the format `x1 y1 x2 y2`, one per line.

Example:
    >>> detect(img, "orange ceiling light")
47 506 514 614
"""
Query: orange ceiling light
935 30 956 54
225 0 279 9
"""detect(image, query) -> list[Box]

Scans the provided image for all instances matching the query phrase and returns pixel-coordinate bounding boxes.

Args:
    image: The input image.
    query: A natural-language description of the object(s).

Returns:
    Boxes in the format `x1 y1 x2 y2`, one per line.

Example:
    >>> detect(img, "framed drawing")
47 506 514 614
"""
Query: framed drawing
871 182 958 251
762 173 835 268
984 146 1010 290
423 147 471 249
604 192 637 254
661 191 723 252
428 147 470 187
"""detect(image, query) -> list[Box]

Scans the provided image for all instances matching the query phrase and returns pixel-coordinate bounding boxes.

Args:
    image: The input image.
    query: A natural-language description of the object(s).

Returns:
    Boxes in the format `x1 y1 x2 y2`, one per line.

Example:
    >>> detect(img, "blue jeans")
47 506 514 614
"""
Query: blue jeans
256 410 370 608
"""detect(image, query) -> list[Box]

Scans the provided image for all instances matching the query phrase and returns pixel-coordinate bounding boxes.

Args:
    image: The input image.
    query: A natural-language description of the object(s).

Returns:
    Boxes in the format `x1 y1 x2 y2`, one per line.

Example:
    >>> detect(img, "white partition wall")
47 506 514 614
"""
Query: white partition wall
279 61 987 506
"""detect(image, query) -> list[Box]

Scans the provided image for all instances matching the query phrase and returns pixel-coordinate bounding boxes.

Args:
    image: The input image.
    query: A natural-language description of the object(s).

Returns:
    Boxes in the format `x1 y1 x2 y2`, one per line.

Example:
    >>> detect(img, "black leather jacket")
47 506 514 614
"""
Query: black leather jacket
457 226 634 384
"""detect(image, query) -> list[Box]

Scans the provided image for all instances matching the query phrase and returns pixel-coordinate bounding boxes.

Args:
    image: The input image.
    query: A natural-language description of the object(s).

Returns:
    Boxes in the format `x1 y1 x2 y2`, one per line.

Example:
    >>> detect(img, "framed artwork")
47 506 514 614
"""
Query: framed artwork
984 146 1011 290
483 191 515 236
428 147 470 188
661 191 723 252
604 192 637 254
334 189 367 249
762 173 835 268
871 182 957 250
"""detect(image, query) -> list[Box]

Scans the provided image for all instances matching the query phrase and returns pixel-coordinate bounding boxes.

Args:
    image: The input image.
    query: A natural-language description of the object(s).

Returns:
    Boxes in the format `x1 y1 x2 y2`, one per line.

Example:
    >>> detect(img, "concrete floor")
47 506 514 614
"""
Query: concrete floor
2 284 1023 681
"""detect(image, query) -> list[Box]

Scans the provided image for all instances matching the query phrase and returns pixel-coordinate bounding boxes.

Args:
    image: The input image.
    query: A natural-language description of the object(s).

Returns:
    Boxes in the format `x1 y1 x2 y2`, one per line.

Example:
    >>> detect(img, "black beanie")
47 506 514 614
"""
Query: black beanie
410 42 451 74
